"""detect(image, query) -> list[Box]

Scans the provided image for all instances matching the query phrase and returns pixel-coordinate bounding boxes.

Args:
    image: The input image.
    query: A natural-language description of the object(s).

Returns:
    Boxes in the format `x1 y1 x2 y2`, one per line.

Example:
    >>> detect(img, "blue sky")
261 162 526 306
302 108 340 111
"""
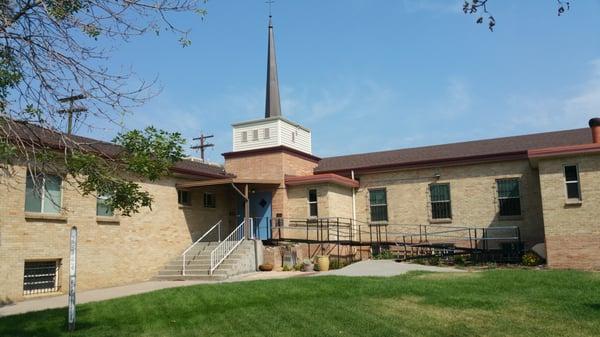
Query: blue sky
80 0 600 162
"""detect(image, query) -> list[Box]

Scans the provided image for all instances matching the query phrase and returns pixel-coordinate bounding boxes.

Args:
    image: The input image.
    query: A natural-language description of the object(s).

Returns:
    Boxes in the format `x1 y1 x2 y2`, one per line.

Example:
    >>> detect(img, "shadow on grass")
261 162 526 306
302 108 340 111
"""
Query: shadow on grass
0 307 97 337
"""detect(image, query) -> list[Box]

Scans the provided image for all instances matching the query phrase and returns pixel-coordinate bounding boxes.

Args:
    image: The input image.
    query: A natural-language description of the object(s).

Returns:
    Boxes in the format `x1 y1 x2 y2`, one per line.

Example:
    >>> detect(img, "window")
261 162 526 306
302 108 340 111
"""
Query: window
25 173 62 214
497 179 521 217
204 192 216 208
252 129 259 141
96 195 114 216
429 184 452 219
564 165 581 200
241 131 248 142
369 189 388 222
178 190 191 206
23 260 60 295
291 132 296 143
264 128 270 139
308 189 318 217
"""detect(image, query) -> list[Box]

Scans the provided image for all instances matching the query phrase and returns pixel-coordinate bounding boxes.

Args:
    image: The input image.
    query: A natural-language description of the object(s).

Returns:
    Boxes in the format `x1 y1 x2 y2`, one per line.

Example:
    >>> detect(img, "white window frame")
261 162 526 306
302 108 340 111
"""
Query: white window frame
252 129 259 141
563 164 582 202
241 131 248 143
25 173 63 214
308 189 318 218
96 194 114 216
264 128 270 139
23 260 61 295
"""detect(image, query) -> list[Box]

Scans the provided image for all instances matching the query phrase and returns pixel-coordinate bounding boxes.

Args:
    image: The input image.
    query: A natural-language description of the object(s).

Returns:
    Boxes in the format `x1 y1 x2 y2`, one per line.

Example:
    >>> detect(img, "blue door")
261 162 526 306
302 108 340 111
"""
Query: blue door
251 191 272 240
237 191 272 240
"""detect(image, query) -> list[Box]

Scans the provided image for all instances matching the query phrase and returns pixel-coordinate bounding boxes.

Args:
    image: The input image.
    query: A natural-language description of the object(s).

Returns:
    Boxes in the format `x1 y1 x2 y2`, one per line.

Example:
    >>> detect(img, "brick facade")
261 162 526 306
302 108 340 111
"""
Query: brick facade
538 153 600 270
0 164 233 303
354 160 546 248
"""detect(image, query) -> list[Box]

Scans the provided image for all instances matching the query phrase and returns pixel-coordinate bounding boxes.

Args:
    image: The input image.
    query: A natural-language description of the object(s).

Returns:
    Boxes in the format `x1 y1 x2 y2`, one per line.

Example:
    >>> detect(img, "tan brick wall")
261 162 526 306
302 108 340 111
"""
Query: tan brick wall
287 183 352 219
354 160 545 248
0 164 232 302
224 150 318 218
538 154 600 270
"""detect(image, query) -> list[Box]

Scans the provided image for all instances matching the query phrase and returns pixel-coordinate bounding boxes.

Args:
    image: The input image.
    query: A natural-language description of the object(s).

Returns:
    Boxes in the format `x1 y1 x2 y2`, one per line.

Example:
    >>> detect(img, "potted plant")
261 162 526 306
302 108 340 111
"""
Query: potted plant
301 258 314 272
316 255 330 272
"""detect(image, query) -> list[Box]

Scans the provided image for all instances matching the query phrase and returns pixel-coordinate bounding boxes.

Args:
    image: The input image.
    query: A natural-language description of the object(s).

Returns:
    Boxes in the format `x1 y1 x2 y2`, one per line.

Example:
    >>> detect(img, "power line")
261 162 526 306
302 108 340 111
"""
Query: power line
191 134 215 161
57 93 87 135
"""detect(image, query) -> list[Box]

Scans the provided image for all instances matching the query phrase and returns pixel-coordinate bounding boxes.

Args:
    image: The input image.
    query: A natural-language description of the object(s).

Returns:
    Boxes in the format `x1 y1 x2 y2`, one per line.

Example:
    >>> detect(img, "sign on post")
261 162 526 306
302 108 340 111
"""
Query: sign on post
68 226 77 332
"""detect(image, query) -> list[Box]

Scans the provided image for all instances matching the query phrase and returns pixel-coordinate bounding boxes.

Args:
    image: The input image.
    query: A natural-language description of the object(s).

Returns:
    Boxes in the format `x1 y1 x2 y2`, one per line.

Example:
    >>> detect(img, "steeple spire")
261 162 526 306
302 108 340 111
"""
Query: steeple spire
265 15 282 118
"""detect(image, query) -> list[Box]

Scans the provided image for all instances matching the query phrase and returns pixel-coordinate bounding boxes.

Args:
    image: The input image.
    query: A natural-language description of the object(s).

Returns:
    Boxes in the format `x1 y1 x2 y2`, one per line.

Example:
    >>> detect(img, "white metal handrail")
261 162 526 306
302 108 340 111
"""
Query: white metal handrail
182 220 222 276
209 219 248 275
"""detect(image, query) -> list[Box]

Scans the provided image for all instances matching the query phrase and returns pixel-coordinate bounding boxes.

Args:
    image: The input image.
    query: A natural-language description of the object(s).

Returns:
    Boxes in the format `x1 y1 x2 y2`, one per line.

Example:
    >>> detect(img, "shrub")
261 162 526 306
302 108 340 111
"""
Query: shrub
453 255 466 266
427 256 440 266
522 252 544 266
282 264 292 272
293 262 303 271
373 250 396 260
329 259 347 270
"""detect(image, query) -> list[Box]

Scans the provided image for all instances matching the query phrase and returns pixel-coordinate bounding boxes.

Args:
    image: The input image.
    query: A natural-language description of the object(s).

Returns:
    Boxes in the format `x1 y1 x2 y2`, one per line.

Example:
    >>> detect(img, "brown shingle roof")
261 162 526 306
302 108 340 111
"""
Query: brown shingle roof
315 128 593 173
3 119 230 179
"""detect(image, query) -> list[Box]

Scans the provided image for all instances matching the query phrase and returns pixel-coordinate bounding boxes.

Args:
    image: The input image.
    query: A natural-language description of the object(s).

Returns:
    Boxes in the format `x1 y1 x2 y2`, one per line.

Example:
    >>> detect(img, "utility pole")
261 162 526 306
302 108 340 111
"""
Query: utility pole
191 134 214 161
58 93 87 135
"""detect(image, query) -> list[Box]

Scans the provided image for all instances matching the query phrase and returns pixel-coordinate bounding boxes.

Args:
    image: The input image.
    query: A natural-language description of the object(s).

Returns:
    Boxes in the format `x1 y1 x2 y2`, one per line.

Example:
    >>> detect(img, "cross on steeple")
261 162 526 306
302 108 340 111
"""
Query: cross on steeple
266 0 274 17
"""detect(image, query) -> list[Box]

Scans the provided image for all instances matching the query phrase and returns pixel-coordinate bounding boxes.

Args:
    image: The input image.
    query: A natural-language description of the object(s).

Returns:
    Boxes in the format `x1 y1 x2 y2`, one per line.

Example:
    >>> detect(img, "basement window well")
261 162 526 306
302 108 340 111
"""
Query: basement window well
23 260 61 295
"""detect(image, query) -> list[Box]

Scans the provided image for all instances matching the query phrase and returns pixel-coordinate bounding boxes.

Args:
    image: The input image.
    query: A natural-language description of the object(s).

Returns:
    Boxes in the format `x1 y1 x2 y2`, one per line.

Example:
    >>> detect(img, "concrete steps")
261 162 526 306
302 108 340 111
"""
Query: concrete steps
153 240 256 281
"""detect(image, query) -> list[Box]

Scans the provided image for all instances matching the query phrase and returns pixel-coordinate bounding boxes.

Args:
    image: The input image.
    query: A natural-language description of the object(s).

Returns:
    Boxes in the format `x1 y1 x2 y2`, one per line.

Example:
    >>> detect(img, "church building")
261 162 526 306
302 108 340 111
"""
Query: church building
1 17 600 304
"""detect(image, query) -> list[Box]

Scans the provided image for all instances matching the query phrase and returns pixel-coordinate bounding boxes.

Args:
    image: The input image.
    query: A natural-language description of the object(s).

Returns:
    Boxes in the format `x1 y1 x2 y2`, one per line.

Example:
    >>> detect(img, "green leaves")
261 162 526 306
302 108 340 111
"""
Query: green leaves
61 127 184 216
65 152 153 216
47 0 85 21
113 126 185 182
0 49 22 102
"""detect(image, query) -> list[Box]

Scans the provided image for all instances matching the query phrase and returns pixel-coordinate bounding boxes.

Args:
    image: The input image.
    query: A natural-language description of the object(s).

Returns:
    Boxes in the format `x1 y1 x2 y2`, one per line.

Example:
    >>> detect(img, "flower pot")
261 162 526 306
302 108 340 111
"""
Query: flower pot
259 263 273 271
317 255 329 272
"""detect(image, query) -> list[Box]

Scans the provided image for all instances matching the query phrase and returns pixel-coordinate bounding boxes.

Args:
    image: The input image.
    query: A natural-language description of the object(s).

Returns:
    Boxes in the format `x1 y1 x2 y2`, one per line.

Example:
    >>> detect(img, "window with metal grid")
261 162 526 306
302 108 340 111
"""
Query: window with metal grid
429 183 452 219
369 189 388 222
204 192 216 208
178 190 191 206
497 179 522 216
23 260 60 295
564 165 581 200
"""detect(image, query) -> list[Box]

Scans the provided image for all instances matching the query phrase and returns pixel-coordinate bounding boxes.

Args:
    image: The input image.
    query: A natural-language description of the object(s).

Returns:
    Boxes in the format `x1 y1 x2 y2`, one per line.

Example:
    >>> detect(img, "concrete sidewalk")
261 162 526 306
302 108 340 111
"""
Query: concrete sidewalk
317 260 465 277
0 261 461 317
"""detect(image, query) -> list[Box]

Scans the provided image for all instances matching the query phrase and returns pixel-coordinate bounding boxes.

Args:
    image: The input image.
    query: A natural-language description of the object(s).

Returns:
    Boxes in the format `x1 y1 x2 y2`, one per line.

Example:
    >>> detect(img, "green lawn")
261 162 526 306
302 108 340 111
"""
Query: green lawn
1 270 599 337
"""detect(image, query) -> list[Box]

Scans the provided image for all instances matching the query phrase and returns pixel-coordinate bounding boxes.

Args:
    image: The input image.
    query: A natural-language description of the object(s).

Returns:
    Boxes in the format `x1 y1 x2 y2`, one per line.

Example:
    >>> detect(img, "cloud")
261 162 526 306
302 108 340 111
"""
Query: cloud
505 58 600 132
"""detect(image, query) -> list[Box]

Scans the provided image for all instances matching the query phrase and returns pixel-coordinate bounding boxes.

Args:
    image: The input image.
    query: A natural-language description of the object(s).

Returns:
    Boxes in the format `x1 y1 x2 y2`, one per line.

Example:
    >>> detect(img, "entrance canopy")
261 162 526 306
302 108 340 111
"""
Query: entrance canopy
176 178 281 189
176 178 280 240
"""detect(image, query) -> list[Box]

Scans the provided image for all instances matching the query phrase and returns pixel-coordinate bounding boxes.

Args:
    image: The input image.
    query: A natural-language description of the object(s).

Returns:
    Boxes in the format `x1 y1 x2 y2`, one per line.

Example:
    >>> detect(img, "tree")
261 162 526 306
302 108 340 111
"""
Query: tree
463 0 572 31
0 0 206 215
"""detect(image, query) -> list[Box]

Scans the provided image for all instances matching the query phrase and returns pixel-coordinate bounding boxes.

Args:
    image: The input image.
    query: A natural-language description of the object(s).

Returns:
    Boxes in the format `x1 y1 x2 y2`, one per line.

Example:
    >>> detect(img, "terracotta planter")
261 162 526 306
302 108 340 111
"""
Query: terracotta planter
259 263 273 271
317 255 329 272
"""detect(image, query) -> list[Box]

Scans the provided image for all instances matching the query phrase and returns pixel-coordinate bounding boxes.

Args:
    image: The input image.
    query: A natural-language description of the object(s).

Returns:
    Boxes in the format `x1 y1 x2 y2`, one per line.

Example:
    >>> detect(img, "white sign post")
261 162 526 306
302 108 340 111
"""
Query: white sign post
68 226 77 332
